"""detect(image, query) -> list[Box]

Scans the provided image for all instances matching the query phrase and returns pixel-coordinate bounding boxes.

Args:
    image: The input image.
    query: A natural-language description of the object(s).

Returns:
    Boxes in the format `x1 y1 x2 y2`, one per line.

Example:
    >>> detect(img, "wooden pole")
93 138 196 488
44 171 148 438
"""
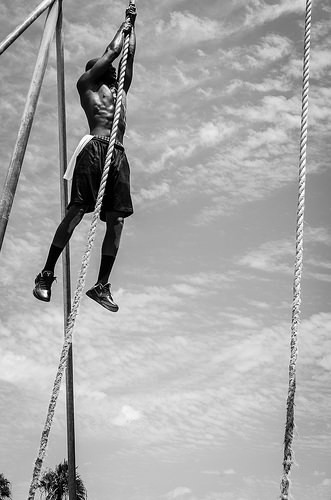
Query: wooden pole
55 3 77 500
0 0 59 251
0 0 56 56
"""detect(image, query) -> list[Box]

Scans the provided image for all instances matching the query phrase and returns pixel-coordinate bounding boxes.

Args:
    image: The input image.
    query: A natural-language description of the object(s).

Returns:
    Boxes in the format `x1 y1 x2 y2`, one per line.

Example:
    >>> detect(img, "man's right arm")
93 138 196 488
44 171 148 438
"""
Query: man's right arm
77 21 131 89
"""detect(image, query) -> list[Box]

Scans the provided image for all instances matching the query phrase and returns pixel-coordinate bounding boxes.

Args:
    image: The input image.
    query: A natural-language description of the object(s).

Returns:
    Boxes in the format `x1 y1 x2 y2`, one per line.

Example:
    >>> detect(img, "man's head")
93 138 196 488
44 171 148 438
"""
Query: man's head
85 58 117 84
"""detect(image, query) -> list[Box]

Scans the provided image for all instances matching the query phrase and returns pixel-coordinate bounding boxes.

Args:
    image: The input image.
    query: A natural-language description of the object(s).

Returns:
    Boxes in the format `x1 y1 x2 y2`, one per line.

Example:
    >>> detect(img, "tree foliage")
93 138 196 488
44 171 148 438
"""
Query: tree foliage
38 461 86 500
0 473 11 500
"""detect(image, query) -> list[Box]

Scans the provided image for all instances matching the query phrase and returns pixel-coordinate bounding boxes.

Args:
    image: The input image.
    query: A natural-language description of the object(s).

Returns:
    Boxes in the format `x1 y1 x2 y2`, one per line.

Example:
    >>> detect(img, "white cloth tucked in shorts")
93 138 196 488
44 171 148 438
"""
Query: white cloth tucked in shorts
63 134 94 181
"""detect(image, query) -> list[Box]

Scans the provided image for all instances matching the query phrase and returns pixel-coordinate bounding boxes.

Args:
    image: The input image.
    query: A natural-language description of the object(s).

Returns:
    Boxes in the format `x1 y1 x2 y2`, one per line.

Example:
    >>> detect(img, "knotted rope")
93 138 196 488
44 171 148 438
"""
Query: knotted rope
27 5 134 499
280 1 312 498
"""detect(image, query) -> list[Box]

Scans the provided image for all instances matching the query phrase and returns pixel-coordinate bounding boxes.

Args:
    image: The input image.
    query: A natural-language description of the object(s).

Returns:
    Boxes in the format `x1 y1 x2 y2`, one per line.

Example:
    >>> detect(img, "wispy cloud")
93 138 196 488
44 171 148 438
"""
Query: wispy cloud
244 0 307 27
239 227 331 278
154 11 222 49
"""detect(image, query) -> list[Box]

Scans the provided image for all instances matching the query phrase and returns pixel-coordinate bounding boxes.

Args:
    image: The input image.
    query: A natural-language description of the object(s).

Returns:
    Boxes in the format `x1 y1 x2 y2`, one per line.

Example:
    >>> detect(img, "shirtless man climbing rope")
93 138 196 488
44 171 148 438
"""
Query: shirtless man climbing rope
33 3 137 312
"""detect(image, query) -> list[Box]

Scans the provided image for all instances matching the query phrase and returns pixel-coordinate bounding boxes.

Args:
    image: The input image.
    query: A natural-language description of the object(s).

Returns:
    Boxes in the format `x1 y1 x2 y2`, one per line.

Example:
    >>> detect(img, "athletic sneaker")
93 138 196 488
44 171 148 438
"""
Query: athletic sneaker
85 283 119 312
33 270 56 302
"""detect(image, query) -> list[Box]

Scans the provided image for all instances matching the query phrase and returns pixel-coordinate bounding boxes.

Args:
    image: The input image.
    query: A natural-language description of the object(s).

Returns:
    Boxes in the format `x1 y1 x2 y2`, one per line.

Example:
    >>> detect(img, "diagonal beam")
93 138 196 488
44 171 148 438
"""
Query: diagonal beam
0 0 60 251
0 0 56 56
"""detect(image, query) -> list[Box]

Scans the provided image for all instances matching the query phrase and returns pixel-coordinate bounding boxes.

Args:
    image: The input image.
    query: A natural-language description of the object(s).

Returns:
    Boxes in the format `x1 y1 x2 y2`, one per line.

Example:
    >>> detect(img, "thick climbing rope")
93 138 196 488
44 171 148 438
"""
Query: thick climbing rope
280 1 312 499
27 3 135 499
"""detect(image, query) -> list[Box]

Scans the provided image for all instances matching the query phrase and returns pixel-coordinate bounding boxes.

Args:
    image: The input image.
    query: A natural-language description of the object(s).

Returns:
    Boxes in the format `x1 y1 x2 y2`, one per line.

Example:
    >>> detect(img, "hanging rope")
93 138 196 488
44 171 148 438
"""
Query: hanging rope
280 1 312 499
27 3 135 499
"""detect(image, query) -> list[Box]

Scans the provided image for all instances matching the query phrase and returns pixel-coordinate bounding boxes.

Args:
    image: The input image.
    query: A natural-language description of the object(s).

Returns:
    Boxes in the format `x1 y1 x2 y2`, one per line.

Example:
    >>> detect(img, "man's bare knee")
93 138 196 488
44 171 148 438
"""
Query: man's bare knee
112 217 124 242
115 216 124 227
105 211 125 226
67 207 85 233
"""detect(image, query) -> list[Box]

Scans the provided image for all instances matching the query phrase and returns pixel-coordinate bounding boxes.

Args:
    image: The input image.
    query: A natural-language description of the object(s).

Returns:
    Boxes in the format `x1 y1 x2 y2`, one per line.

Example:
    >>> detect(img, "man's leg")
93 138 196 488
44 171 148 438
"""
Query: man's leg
33 205 86 302
44 205 86 271
86 212 124 312
98 212 124 284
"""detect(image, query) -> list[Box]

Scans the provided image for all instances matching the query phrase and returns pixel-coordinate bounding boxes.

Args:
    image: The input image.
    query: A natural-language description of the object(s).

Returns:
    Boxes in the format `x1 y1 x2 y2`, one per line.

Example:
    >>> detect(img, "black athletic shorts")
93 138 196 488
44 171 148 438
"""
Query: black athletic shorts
68 137 133 222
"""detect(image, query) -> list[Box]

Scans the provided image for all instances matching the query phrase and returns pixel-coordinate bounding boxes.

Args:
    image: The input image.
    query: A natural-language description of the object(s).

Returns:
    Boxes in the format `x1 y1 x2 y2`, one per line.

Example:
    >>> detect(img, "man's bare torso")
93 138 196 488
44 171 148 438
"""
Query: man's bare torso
78 82 126 143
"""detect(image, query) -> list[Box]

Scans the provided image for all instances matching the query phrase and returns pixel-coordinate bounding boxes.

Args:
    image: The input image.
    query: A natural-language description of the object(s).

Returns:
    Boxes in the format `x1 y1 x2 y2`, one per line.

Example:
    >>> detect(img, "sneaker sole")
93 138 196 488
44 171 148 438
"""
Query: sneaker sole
86 290 119 312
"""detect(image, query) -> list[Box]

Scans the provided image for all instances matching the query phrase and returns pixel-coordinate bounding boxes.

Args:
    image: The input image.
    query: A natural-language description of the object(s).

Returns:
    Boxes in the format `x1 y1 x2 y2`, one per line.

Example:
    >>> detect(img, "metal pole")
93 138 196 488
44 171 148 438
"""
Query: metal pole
55 3 77 500
0 0 56 56
0 0 59 251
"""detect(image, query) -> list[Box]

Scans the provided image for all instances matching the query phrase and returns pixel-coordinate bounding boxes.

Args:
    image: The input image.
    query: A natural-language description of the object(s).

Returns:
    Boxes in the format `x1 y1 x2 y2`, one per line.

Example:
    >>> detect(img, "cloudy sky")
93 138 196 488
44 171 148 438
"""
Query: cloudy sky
1 0 331 499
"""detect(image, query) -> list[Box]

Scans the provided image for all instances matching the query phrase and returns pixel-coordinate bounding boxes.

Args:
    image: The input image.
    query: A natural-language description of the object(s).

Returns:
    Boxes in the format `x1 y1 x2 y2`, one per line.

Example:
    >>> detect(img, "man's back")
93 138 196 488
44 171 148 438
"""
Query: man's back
77 78 126 141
